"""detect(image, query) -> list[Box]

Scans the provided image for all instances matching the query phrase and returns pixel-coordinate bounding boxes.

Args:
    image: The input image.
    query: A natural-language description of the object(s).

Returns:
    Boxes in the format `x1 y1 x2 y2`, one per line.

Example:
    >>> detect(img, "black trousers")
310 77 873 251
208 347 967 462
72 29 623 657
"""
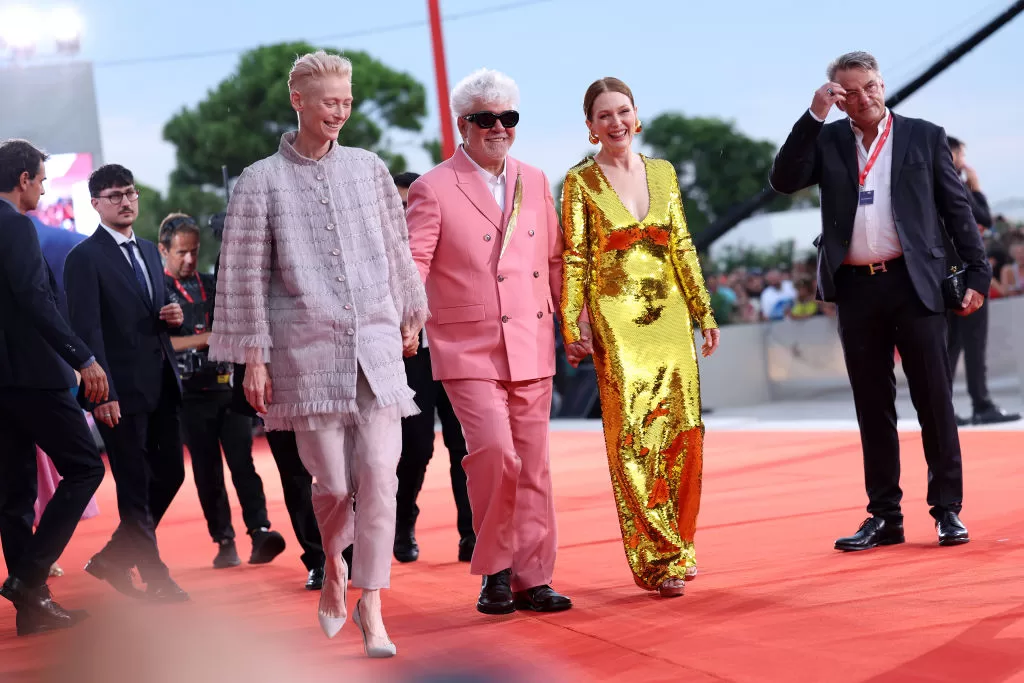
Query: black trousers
0 388 105 587
396 346 473 539
264 429 325 571
94 373 185 583
835 260 964 522
946 302 993 415
181 391 269 543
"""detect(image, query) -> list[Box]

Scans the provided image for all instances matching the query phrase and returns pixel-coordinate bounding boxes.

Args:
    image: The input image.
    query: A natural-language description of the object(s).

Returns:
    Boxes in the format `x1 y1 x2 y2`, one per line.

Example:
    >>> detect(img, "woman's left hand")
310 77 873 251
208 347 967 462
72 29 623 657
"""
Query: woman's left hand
701 328 720 357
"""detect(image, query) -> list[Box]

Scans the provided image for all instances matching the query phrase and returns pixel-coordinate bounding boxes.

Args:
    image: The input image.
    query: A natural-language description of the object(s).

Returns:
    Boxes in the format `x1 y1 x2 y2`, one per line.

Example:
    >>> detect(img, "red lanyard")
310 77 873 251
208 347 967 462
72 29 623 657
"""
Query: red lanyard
165 270 209 327
858 114 893 189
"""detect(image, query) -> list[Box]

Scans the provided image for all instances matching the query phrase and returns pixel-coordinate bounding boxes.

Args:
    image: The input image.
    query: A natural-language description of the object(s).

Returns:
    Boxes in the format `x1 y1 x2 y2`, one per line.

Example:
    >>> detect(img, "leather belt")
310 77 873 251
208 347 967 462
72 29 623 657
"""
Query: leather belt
842 255 905 276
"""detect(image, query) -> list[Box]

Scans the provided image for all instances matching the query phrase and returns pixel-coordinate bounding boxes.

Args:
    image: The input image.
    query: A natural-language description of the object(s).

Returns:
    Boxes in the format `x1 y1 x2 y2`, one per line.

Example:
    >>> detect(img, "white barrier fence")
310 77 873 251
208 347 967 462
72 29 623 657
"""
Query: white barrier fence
697 296 1022 407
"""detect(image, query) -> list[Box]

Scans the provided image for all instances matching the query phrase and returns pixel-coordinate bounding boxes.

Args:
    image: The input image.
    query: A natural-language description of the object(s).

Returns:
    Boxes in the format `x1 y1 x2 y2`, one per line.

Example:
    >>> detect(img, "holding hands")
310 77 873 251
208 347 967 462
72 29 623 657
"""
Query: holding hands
401 322 423 357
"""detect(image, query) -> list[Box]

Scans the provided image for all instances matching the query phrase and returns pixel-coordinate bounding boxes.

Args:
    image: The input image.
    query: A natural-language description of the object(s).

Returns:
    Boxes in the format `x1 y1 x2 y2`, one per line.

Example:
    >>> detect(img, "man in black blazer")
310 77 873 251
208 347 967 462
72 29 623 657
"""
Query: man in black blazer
64 164 189 602
0 139 110 636
769 51 990 551
391 172 474 564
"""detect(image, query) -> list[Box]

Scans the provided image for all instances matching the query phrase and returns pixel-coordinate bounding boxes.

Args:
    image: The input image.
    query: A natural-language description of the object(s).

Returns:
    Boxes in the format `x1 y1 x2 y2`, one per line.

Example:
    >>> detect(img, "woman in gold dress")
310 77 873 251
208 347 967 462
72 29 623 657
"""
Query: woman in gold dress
560 78 720 598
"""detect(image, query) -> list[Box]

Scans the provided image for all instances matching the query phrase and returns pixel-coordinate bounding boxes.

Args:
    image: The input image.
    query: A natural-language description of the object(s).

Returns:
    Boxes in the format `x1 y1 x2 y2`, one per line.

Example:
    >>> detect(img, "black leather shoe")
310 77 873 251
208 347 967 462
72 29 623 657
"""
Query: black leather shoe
955 414 971 427
0 577 15 602
513 585 573 613
936 511 970 546
248 528 286 565
394 528 419 563
84 555 145 598
147 577 190 603
972 406 1021 425
834 517 905 551
305 566 325 591
477 569 515 615
6 580 87 637
213 540 241 569
458 534 476 563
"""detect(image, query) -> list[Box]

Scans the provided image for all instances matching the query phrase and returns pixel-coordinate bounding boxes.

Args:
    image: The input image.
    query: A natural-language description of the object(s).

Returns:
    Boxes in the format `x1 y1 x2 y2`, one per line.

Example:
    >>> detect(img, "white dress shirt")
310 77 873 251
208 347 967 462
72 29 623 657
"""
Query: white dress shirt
460 145 507 213
808 108 902 265
101 223 154 299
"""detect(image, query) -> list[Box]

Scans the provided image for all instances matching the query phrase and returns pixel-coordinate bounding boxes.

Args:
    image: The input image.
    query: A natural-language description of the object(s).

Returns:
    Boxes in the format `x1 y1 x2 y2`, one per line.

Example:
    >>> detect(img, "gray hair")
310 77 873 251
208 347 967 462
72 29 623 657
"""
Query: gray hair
826 51 880 81
450 68 520 117
288 50 353 94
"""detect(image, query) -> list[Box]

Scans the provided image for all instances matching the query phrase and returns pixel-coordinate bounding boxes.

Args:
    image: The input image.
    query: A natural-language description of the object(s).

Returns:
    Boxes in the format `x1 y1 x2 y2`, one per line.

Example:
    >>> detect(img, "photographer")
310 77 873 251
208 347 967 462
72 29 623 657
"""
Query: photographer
946 139 1019 426
159 214 286 569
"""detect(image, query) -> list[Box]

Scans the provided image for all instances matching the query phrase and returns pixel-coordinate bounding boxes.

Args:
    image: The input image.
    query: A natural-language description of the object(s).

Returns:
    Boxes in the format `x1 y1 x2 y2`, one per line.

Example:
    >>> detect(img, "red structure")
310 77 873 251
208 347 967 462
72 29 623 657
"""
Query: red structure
426 0 456 160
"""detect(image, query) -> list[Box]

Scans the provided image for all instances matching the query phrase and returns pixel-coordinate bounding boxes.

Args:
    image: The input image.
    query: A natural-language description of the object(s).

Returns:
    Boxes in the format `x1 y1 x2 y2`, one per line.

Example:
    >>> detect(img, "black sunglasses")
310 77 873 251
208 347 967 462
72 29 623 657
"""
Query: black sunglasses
463 110 520 129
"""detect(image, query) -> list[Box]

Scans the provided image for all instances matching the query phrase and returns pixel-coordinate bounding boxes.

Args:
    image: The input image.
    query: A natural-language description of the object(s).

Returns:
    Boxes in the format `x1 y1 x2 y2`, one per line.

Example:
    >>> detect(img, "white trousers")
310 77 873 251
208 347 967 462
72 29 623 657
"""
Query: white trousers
293 371 402 590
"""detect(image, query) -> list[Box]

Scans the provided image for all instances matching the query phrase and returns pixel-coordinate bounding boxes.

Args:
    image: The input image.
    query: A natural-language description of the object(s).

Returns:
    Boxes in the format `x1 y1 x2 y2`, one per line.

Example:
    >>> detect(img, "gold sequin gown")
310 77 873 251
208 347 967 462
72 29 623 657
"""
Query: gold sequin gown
560 155 717 590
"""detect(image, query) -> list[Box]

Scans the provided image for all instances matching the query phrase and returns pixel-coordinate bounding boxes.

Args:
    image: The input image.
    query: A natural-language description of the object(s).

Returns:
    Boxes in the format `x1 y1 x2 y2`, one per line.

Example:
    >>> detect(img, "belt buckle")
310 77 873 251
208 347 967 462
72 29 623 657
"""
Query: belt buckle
868 261 887 275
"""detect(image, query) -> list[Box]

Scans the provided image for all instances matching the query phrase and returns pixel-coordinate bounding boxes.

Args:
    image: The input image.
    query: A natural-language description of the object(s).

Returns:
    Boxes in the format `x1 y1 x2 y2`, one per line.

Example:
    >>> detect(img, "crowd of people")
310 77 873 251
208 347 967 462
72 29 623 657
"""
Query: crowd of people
0 47 1006 669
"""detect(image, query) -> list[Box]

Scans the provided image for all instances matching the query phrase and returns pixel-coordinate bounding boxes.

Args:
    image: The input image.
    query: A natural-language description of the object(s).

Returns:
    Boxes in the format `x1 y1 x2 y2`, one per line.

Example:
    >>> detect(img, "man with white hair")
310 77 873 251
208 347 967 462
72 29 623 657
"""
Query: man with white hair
209 50 427 658
406 68 572 615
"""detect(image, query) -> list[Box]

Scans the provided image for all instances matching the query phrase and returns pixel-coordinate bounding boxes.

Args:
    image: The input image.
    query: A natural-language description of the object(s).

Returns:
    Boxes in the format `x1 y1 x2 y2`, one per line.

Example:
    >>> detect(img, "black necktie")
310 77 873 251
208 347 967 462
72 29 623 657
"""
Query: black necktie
121 241 152 305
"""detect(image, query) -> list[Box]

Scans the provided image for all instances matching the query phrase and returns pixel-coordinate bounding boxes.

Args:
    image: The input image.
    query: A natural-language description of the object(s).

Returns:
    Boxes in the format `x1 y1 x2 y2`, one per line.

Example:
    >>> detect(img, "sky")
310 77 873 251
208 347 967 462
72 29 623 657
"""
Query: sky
5 0 1023 212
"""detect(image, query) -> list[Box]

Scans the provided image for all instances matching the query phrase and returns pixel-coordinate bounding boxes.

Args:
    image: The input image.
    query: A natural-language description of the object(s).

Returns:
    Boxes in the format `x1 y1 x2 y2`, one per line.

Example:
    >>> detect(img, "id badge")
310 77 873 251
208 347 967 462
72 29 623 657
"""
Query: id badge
859 190 875 206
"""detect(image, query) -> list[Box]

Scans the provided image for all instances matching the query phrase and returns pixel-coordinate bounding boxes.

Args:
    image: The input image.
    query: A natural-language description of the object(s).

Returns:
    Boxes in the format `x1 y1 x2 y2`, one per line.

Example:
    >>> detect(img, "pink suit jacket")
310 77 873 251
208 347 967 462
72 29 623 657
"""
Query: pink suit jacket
406 148 563 383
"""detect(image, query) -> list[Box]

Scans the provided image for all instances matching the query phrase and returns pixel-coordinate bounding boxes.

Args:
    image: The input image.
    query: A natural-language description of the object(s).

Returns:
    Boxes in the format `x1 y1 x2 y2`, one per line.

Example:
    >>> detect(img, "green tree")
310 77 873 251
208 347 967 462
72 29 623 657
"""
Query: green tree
641 114 817 237
163 42 428 186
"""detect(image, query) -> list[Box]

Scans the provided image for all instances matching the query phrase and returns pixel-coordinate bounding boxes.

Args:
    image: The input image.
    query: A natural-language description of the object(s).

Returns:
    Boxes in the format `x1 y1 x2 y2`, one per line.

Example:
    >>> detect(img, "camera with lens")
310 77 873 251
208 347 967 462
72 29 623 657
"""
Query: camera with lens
174 322 231 386
178 348 210 380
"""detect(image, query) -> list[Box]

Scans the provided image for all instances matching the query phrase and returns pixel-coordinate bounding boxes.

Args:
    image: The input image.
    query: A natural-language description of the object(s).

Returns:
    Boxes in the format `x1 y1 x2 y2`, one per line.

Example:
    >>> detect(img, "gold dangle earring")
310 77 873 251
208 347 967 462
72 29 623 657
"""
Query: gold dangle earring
588 130 599 145
635 120 643 134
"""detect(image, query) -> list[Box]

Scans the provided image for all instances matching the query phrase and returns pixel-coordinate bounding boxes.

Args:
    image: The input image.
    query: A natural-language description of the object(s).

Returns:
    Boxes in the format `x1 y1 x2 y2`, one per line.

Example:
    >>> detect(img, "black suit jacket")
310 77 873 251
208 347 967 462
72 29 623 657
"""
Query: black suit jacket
0 200 92 390
769 111 990 312
64 226 182 414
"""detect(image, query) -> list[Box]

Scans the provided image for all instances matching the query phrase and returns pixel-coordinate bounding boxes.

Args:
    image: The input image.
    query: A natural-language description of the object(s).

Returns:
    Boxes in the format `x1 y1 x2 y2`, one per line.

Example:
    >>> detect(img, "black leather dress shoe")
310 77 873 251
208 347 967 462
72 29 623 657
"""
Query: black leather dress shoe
972 406 1021 425
834 517 905 551
248 528 286 565
84 556 145 598
394 528 419 563
1 577 15 602
936 511 970 546
5 579 87 637
513 585 573 613
213 540 241 569
147 577 190 603
458 534 476 563
305 566 325 591
477 569 515 615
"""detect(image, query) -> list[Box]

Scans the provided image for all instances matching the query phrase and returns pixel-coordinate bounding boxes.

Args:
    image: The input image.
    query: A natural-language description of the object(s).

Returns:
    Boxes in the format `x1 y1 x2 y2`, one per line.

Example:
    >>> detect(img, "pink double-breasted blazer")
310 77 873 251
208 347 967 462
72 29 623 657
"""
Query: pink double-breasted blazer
406 148 563 383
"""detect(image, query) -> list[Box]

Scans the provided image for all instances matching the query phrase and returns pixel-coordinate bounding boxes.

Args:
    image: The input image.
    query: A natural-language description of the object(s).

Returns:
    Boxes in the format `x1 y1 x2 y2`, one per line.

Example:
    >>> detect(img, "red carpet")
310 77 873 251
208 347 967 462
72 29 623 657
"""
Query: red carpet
2 429 1024 682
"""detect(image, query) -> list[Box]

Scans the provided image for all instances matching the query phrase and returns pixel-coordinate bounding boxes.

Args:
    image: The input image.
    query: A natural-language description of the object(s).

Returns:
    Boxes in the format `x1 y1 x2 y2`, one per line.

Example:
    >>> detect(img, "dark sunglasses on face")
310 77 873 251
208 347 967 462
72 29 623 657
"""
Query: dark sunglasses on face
463 110 520 129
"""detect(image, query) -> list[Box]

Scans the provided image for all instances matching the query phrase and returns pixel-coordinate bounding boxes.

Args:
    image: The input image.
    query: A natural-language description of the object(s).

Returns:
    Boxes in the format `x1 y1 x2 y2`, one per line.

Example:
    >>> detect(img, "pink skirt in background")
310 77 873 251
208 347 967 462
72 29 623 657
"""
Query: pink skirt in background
34 440 101 526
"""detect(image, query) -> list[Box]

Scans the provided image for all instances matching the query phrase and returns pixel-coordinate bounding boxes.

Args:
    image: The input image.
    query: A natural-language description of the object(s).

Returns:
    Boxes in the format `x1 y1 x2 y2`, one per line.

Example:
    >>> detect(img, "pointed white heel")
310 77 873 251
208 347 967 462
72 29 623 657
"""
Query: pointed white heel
317 556 348 638
353 598 397 658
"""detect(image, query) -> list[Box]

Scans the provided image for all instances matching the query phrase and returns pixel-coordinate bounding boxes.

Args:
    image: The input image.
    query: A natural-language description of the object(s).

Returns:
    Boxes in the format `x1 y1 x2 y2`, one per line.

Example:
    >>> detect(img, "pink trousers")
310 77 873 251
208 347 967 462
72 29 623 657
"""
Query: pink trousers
442 377 557 593
293 372 402 590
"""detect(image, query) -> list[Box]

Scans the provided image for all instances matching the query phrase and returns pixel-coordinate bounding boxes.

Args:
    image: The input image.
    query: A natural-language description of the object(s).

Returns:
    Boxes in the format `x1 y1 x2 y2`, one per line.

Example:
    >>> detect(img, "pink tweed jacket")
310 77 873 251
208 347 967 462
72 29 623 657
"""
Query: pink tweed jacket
208 132 428 431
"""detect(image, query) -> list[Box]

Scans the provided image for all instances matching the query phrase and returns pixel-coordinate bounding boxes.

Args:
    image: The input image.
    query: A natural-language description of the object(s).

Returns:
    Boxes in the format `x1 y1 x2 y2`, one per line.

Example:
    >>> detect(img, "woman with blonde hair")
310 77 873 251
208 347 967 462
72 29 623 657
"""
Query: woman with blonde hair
560 77 720 598
209 50 428 657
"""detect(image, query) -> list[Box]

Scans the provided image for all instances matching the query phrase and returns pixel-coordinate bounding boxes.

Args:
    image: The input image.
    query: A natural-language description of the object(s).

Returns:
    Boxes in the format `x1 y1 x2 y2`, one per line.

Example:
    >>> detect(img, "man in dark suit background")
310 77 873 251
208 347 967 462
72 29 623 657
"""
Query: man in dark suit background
32 220 85 302
391 171 474 564
0 139 109 636
945 138 1018 427
769 51 990 552
64 164 189 602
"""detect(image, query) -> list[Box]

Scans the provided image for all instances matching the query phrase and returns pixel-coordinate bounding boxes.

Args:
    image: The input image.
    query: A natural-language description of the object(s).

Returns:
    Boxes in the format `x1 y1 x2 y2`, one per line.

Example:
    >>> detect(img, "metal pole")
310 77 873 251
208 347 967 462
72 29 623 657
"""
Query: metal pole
693 0 1024 251
426 0 456 160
